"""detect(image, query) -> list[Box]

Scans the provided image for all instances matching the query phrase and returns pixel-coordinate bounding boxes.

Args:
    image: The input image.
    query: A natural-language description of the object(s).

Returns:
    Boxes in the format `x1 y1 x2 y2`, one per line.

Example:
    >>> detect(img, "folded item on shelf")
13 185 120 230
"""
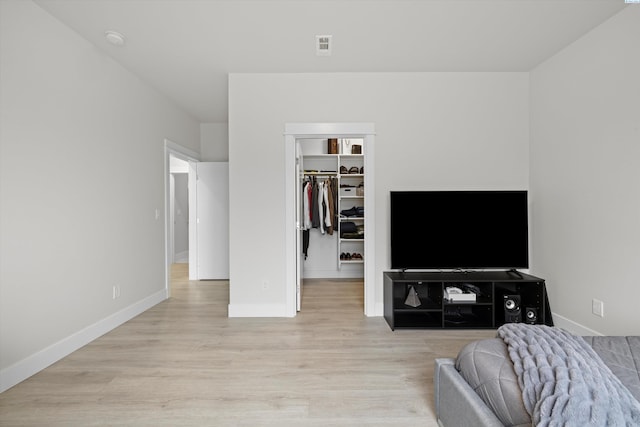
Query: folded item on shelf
341 225 364 239
341 222 357 233
341 232 363 239
340 206 364 217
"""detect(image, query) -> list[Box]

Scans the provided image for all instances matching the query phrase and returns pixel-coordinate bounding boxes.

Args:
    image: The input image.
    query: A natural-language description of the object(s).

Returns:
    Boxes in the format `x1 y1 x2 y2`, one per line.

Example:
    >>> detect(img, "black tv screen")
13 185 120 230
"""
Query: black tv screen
390 191 529 270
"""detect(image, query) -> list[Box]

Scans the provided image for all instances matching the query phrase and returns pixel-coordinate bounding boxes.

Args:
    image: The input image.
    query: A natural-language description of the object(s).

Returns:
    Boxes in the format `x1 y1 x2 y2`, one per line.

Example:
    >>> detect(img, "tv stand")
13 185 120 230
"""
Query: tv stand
383 271 552 330
507 269 523 279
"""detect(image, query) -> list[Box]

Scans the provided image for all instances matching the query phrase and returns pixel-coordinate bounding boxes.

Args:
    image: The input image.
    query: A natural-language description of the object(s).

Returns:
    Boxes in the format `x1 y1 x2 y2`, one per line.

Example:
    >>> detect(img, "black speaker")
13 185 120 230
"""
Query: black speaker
503 295 521 323
525 307 538 325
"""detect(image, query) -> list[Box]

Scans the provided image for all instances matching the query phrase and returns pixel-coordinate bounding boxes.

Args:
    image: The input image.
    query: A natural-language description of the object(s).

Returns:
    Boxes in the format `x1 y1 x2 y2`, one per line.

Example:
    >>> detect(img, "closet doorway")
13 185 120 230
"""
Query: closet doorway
284 123 375 316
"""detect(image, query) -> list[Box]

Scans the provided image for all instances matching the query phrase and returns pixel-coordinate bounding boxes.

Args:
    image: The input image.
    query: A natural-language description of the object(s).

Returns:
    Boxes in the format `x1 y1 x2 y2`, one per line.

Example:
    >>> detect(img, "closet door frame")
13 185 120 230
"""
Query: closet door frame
164 139 201 297
284 123 376 317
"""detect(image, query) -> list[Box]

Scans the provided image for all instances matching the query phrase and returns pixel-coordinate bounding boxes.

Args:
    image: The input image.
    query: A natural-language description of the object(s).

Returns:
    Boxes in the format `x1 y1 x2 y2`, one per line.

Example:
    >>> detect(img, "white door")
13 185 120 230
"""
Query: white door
295 142 304 310
188 162 229 280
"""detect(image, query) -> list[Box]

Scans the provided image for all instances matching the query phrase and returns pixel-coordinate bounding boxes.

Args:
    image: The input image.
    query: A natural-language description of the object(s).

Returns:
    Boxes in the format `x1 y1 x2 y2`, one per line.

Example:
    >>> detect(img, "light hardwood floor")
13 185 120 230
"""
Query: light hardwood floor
0 265 494 426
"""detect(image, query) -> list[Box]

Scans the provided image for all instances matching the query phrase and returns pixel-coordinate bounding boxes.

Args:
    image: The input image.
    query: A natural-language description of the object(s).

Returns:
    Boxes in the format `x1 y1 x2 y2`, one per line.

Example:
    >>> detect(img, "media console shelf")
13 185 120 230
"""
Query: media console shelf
383 271 552 330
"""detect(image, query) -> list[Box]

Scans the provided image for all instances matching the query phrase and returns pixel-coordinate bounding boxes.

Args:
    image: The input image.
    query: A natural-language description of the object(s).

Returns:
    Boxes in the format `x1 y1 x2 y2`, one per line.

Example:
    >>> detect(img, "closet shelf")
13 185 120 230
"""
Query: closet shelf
304 154 339 158
304 171 337 176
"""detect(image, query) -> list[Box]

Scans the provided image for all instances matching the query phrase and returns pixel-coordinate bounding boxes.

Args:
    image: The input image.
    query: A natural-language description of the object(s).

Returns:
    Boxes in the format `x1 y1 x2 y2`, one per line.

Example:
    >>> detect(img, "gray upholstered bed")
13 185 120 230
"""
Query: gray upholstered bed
434 325 640 426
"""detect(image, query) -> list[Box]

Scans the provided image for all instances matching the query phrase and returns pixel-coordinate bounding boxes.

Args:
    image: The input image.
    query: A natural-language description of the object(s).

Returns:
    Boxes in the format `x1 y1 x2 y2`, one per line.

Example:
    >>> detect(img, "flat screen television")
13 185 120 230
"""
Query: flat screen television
390 191 529 270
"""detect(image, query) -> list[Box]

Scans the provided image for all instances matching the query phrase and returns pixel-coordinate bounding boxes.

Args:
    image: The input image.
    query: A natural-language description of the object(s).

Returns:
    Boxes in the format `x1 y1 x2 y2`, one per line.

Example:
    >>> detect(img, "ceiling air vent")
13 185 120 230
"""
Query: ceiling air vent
316 35 332 56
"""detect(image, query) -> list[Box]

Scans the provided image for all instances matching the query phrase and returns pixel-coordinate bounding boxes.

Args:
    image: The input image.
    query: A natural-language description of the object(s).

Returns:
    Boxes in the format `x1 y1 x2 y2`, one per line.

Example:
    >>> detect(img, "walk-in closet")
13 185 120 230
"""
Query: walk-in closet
298 138 365 280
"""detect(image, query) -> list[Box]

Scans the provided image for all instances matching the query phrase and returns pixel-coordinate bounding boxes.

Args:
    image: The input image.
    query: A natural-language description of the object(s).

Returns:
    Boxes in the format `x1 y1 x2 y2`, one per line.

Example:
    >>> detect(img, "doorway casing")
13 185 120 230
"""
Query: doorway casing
284 123 376 317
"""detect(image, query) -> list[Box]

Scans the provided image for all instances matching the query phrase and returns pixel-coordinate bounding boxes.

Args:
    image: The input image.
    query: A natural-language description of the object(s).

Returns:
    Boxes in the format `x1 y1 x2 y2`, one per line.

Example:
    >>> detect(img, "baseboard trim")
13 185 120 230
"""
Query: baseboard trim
302 270 364 279
227 303 292 317
371 302 384 317
551 312 604 336
0 289 167 393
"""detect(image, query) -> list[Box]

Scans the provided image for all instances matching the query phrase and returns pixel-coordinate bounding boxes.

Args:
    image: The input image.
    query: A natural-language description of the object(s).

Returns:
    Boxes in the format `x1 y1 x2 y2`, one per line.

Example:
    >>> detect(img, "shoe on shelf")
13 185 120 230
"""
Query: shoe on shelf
348 166 359 174
340 207 358 217
340 166 348 174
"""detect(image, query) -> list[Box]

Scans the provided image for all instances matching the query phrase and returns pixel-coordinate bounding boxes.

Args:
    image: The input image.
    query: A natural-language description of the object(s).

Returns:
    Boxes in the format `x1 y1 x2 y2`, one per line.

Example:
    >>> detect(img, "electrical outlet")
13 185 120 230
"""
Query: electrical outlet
113 285 121 300
592 298 604 317
262 281 269 290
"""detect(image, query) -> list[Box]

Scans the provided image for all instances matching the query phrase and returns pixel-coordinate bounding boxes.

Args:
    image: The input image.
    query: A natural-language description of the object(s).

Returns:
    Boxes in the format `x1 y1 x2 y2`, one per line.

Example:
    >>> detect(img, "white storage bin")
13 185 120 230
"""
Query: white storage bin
340 187 356 197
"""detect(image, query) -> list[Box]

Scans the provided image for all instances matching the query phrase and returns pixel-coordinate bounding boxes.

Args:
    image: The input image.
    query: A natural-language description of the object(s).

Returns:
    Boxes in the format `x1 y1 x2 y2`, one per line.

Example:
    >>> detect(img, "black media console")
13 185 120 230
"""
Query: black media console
383 271 552 330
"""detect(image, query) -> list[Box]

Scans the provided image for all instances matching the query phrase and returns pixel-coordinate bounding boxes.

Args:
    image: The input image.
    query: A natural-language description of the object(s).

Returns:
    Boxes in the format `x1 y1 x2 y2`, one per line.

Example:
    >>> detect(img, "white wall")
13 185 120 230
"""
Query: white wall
201 122 229 161
228 72 529 316
530 6 640 336
0 1 200 390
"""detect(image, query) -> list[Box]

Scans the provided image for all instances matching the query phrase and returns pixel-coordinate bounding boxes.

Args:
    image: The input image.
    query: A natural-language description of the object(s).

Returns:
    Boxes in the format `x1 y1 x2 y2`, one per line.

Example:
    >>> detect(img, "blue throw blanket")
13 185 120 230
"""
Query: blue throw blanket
497 324 640 427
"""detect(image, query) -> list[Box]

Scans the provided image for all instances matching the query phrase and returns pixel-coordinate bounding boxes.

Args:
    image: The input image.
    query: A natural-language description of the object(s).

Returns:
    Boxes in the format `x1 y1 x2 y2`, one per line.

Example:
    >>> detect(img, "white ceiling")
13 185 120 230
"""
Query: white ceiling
34 0 627 123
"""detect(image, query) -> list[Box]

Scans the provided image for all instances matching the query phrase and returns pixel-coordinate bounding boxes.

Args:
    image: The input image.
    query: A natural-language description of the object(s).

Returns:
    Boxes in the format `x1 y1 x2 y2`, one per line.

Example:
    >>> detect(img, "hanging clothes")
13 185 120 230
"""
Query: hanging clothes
302 179 312 259
306 180 313 228
302 229 309 259
301 175 340 259
329 178 340 235
311 178 320 229
302 180 312 231
323 180 333 235
317 180 325 234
